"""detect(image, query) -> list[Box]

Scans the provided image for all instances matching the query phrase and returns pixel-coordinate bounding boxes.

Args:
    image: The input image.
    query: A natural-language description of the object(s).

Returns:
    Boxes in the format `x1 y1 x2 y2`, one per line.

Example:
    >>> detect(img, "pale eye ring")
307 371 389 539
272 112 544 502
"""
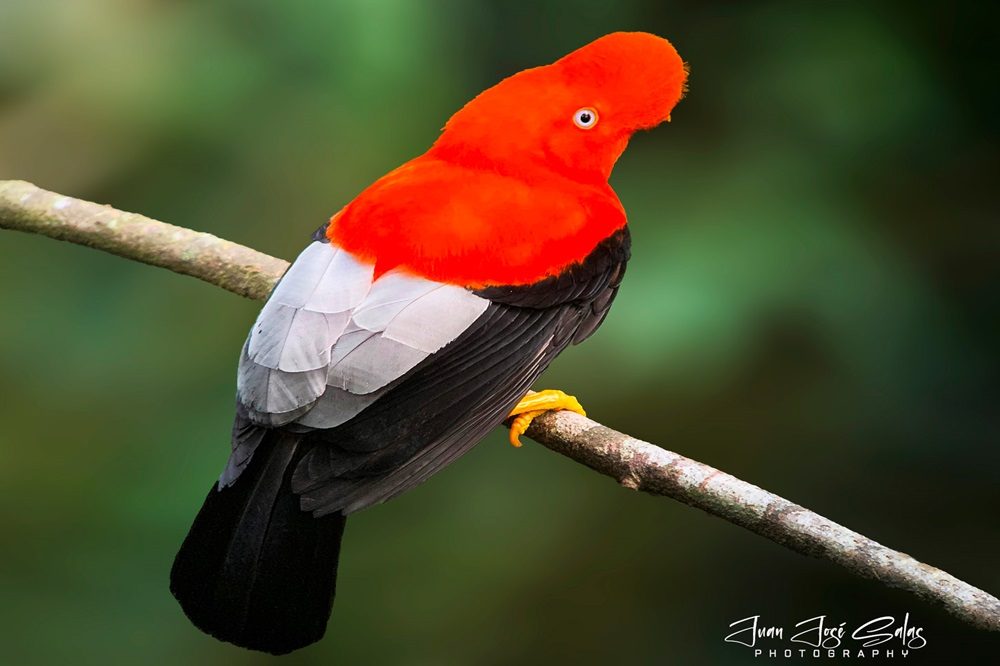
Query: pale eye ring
572 107 599 129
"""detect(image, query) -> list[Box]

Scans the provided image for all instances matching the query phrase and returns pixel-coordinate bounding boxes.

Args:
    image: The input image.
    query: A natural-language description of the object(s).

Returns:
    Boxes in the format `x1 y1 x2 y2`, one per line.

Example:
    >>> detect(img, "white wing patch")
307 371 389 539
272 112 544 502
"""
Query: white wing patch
237 240 489 427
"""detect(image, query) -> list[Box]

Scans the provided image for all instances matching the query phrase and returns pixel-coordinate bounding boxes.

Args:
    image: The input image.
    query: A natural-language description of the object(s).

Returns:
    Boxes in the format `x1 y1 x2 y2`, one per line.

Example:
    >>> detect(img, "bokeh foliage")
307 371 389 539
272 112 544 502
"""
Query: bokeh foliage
0 1 997 664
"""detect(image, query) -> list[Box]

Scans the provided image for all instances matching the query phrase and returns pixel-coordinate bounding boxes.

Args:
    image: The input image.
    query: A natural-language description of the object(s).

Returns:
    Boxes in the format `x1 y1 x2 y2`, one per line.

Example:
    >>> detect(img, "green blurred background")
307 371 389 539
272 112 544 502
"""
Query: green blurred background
1 1 997 664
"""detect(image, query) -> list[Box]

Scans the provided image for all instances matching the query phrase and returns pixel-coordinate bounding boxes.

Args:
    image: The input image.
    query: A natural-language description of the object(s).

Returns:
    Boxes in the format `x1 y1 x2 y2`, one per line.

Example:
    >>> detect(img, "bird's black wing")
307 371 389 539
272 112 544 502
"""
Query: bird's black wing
238 227 630 516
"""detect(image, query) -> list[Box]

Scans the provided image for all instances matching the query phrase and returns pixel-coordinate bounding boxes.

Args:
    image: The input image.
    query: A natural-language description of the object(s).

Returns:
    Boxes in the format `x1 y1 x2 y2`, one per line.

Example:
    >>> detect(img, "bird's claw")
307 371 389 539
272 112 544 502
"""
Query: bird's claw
506 389 587 447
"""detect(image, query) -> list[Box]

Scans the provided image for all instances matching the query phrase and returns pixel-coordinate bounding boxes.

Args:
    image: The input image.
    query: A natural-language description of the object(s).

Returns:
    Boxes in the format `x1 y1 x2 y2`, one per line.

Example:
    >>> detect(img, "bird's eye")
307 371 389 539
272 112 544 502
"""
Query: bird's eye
572 107 599 130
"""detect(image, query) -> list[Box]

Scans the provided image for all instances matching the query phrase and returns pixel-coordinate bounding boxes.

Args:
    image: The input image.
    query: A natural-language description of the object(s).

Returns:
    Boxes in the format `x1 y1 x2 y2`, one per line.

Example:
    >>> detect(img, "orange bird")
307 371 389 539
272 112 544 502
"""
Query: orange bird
171 31 687 654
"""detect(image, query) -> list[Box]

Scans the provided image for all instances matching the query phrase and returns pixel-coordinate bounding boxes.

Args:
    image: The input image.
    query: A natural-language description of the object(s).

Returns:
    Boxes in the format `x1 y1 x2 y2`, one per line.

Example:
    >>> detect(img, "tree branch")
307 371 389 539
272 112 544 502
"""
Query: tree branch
2 179 998 632
0 180 286 300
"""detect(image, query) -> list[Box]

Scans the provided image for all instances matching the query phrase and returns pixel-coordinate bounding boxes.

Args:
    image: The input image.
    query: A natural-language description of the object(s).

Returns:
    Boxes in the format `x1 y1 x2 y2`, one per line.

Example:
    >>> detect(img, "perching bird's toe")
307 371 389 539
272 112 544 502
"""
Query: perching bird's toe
507 390 587 447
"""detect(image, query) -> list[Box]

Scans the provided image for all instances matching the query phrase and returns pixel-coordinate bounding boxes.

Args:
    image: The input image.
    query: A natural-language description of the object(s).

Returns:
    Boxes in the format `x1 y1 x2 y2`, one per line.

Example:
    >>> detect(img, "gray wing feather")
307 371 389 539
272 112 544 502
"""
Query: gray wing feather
326 282 488 394
268 241 336 308
276 310 349 372
350 271 441 330
383 286 491 353
237 342 326 422
302 248 374 313
234 239 489 434
328 334 429 394
293 386 387 429
327 325 378 366
246 302 297 369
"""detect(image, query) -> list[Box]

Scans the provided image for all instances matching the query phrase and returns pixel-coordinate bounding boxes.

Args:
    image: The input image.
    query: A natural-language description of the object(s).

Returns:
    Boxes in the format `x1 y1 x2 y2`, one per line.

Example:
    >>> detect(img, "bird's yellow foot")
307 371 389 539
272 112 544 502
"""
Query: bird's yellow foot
507 389 586 447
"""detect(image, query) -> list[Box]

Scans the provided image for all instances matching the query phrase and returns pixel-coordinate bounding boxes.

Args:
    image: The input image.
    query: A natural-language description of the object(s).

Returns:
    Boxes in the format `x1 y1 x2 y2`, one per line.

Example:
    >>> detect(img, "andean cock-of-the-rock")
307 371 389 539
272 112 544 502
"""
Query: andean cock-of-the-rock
170 31 687 654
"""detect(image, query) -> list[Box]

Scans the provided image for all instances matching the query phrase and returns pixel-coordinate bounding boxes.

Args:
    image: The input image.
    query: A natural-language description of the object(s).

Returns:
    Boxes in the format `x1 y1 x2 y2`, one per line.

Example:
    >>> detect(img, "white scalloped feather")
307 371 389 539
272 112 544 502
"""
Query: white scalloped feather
236 240 488 427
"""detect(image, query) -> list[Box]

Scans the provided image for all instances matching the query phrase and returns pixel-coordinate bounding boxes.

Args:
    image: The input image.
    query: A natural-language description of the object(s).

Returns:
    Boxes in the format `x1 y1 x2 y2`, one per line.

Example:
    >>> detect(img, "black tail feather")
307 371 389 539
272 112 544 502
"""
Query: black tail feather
170 432 347 655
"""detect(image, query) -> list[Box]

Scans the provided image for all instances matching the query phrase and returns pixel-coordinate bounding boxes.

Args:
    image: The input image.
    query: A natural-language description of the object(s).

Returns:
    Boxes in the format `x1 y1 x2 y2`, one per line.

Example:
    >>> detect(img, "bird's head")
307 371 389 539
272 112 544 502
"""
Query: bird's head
432 32 687 182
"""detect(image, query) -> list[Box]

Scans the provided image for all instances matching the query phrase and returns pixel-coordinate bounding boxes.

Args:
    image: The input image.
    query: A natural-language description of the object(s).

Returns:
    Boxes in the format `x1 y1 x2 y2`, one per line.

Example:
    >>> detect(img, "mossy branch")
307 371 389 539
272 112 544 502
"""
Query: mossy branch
2 179 998 632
